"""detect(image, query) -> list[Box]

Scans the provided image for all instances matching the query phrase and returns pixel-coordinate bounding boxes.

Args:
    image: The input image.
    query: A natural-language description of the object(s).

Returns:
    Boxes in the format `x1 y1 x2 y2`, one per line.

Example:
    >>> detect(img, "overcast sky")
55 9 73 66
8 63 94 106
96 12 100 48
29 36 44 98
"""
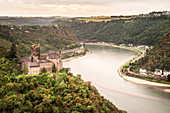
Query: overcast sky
0 0 169 17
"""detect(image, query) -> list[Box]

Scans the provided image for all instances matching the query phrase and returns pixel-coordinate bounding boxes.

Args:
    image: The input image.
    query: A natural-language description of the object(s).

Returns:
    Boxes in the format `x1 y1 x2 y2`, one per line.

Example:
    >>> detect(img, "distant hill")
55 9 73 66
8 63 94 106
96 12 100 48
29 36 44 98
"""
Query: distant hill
0 25 80 58
67 16 170 46
51 15 170 46
131 32 170 73
0 16 71 26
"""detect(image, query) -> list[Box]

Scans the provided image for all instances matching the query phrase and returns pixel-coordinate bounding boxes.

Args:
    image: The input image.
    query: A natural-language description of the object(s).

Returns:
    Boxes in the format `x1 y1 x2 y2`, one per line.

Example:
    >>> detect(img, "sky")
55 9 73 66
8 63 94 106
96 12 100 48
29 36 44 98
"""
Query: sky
0 0 169 17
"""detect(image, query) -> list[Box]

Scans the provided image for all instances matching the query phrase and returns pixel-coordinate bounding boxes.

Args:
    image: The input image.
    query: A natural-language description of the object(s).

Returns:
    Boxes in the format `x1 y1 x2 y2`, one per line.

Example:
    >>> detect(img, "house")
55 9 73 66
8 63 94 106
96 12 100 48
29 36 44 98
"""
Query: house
120 44 125 46
145 46 150 51
163 71 170 76
137 45 145 49
22 44 63 75
128 44 133 47
139 68 147 75
25 31 30 33
97 42 105 44
154 69 162 75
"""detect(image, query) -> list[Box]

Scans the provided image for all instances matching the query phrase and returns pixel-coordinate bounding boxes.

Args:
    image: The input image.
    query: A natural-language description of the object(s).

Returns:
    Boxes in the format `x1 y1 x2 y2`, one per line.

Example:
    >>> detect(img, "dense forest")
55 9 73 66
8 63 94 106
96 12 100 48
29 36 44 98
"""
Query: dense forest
52 15 170 46
0 25 80 58
0 60 123 112
130 32 170 73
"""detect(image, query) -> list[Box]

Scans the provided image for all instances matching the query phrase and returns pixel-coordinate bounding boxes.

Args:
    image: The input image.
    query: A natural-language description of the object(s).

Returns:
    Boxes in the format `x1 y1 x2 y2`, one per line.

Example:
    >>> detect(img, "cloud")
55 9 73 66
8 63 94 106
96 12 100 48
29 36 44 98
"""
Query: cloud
22 0 113 5
0 0 169 16
16 0 170 6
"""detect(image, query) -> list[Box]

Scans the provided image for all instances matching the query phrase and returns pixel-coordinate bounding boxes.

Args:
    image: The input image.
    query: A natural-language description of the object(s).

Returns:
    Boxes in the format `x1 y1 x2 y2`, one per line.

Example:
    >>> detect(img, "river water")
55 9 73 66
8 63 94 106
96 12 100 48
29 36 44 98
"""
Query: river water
63 45 170 113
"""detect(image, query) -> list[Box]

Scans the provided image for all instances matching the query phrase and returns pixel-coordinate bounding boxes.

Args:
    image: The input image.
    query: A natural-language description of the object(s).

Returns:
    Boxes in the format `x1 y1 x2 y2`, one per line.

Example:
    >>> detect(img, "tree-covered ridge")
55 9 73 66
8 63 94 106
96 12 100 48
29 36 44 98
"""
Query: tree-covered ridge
0 70 123 113
0 25 80 58
0 16 71 26
57 16 169 46
131 32 170 72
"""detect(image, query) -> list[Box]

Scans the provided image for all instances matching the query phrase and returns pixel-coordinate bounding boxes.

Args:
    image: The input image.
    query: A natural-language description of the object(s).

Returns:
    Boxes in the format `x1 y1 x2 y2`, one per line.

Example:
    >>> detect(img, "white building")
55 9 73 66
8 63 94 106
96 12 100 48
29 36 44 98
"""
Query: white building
163 71 170 76
128 44 133 47
120 44 125 46
139 68 147 75
154 69 162 75
137 45 145 49
145 46 150 51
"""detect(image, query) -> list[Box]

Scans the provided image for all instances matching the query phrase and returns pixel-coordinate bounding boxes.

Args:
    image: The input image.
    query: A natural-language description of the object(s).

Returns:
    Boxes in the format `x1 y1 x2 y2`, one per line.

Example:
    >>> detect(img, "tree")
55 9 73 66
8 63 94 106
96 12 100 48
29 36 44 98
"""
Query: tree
83 47 88 54
22 65 28 75
6 43 17 61
83 42 86 49
168 74 170 82
52 64 56 73
41 67 47 74
0 45 7 58
0 57 17 76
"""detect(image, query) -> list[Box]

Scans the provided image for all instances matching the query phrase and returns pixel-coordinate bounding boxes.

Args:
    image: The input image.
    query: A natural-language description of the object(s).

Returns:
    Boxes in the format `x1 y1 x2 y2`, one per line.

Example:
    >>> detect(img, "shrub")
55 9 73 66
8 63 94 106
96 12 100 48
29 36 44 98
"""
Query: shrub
168 74 170 82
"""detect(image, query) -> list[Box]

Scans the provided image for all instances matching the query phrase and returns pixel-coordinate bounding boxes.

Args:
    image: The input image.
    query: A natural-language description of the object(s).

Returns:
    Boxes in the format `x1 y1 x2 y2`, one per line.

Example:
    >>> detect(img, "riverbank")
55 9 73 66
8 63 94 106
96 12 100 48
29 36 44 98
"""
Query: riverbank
62 47 89 62
86 42 170 93
86 42 142 55
62 51 89 62
118 67 170 93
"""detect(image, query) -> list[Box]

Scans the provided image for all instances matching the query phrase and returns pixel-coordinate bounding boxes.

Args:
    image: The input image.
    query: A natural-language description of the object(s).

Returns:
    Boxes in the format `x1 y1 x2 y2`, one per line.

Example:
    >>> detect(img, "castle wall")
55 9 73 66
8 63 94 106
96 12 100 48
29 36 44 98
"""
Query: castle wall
40 62 53 67
57 61 63 71
28 67 40 75
40 62 53 73
48 59 57 66
40 67 52 73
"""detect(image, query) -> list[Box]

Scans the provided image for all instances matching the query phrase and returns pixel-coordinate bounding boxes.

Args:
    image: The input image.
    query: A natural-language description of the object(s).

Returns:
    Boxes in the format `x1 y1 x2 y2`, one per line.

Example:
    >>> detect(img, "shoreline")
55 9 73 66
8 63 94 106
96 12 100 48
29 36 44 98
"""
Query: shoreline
86 43 142 55
62 51 89 62
86 43 170 93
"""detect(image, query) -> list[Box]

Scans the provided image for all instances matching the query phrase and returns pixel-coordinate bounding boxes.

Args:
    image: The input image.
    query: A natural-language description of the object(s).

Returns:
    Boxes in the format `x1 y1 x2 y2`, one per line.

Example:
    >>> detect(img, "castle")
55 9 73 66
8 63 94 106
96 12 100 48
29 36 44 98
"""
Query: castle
22 45 63 75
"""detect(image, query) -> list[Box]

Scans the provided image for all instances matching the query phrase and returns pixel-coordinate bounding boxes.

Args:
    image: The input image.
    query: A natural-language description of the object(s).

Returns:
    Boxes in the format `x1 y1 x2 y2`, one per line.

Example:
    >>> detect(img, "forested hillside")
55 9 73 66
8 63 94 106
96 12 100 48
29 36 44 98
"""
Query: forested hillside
131 32 170 72
52 15 170 46
0 66 123 113
0 25 80 58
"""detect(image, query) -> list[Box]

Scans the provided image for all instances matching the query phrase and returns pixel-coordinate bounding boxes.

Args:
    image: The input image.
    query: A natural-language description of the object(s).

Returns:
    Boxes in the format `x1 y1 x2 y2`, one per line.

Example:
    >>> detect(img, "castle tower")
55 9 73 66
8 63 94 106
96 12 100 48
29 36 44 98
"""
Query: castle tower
31 44 40 62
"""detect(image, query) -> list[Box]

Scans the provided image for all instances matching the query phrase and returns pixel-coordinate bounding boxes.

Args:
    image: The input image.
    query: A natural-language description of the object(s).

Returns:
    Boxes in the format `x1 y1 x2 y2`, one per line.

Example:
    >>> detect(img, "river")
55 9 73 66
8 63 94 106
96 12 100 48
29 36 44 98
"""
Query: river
63 45 170 113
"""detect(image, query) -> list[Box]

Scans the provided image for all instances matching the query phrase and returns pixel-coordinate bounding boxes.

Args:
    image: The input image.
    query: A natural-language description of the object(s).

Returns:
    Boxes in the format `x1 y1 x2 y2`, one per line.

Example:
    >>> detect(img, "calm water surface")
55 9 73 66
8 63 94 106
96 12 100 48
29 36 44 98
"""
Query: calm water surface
63 45 170 113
